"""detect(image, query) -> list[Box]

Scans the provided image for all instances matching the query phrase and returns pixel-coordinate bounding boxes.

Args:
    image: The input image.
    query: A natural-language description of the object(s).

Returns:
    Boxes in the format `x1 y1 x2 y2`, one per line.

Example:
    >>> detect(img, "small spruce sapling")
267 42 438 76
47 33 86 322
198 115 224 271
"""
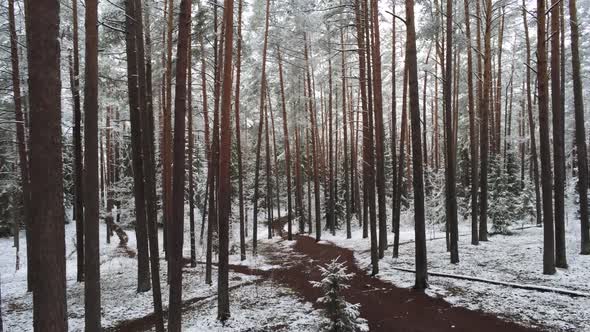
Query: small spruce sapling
312 258 368 332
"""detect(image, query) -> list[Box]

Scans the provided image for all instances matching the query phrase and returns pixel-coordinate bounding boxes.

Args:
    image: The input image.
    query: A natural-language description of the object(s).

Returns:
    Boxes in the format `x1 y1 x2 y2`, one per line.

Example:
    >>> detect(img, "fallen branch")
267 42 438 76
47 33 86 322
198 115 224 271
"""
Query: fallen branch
105 279 262 332
391 267 590 298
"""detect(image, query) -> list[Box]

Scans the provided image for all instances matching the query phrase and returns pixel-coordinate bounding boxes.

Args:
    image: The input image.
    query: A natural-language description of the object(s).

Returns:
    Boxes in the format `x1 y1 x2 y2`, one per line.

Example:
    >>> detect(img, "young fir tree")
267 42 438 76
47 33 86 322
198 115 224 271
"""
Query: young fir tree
312 258 368 332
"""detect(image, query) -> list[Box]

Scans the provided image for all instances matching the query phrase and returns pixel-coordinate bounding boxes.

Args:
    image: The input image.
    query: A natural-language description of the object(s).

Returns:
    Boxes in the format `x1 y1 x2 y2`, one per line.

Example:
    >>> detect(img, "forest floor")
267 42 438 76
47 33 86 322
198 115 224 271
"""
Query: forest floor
1 205 589 331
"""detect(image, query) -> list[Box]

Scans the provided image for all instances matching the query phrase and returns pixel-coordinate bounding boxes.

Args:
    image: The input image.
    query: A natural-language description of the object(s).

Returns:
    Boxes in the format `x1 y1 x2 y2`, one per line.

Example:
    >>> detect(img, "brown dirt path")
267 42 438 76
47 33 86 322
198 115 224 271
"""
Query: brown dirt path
241 230 544 332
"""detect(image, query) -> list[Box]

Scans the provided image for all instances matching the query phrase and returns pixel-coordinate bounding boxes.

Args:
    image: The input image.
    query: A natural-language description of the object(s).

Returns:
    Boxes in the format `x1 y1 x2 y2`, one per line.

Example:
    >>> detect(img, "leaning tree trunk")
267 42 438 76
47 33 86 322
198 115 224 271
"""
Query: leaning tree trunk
27 0 68 330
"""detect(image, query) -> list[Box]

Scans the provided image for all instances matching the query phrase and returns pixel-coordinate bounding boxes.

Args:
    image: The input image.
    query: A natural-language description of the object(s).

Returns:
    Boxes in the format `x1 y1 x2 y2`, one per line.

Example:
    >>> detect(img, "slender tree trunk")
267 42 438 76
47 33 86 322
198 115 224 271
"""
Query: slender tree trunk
295 126 305 232
277 46 293 240
27 0 67 329
304 34 322 243
390 4 398 234
168 0 192 329
479 0 492 242
354 0 378 274
406 0 428 290
163 0 174 260
67 0 85 282
464 0 478 245
187 26 196 268
140 1 164 329
522 0 541 227
371 0 388 258
265 89 273 239
537 0 556 275
393 65 409 258
340 25 351 239
253 0 272 253
125 0 151 294
217 0 234 320
235 0 247 259
83 0 102 329
444 0 459 263
569 0 590 255
494 9 505 155
551 0 567 268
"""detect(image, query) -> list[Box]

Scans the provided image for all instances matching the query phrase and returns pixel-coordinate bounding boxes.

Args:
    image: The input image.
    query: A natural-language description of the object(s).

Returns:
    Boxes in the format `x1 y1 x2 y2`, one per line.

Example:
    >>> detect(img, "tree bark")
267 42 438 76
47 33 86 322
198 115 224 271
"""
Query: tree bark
405 0 428 290
277 46 294 241
217 0 234 320
551 0 567 268
444 0 459 263
82 0 101 329
235 0 247 259
125 0 151 294
168 0 192 329
522 0 541 227
537 0 556 275
67 0 85 282
479 0 492 242
569 0 590 255
27 0 68 329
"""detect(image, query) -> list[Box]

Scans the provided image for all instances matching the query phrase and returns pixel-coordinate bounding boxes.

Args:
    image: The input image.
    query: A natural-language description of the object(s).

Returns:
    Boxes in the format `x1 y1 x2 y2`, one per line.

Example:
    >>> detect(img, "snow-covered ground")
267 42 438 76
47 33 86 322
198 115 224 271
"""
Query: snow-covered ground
320 210 590 331
0 208 322 331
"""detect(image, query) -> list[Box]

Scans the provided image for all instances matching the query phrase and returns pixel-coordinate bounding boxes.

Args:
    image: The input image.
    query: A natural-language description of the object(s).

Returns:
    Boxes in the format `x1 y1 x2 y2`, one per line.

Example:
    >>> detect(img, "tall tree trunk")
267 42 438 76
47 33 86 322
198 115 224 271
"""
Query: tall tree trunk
27 0 67 329
168 0 192 329
371 0 388 259
163 0 174 260
253 0 272 253
479 0 492 242
83 0 102 329
405 0 428 290
393 65 409 258
390 4 398 234
551 0 567 268
217 0 234 320
444 0 459 263
265 88 273 239
354 0 378 275
537 0 556 275
340 25 352 239
140 1 164 329
277 46 293 240
235 0 247 259
187 24 196 268
125 0 151 294
569 0 590 255
464 0 478 245
522 0 541 227
67 0 85 282
494 8 505 155
304 34 322 243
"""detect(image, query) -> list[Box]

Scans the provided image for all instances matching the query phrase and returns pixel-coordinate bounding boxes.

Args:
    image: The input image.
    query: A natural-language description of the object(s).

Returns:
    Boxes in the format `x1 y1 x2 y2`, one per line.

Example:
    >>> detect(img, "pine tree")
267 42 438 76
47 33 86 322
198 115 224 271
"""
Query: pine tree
83 0 101 329
537 0 556 275
168 0 192 329
27 0 67 330
406 0 428 290
217 0 235 320
569 0 590 255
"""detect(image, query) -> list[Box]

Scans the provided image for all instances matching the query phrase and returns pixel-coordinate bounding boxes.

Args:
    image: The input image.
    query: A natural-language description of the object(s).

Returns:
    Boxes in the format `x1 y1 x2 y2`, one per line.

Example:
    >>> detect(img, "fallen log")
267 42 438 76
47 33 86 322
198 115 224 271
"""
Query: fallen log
391 267 590 298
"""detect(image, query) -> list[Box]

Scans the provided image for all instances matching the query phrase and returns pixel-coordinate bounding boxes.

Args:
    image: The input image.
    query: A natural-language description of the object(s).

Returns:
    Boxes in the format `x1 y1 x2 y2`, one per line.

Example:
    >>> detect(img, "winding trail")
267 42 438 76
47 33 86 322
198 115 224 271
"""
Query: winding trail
240 233 543 332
